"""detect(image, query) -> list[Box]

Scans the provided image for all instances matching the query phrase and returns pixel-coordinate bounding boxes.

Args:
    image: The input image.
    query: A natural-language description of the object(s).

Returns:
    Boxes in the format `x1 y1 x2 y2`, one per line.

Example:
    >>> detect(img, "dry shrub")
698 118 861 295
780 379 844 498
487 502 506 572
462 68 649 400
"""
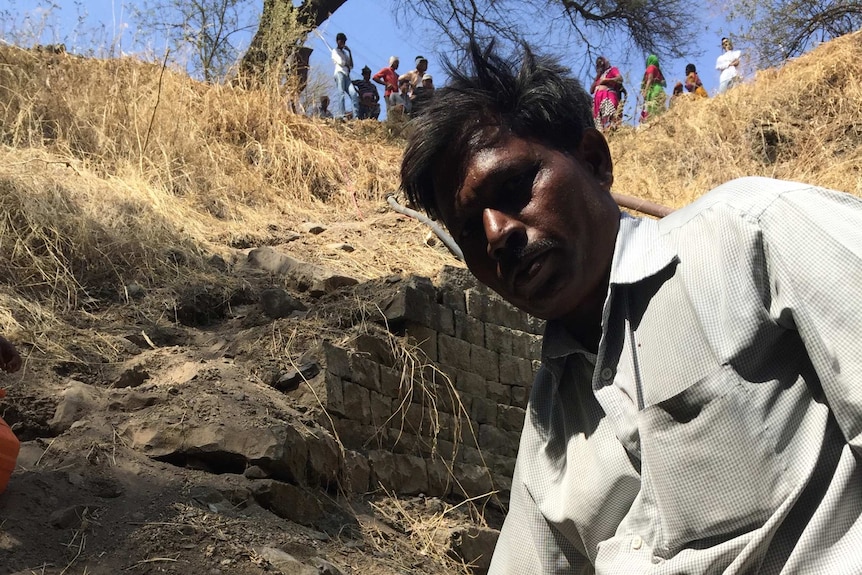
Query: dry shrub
610 29 862 209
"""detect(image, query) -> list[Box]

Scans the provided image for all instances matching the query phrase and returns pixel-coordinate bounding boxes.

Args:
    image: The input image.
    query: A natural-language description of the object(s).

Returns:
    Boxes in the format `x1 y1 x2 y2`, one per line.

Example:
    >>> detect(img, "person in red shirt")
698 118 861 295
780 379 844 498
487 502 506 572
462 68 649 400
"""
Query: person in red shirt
373 56 400 109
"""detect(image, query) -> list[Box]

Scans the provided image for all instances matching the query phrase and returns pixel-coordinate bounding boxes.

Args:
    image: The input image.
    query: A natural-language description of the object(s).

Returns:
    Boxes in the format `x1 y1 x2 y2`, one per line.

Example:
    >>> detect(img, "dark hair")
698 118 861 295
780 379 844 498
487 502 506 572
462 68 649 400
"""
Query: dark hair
362 65 371 74
336 32 347 43
400 41 593 220
685 63 696 75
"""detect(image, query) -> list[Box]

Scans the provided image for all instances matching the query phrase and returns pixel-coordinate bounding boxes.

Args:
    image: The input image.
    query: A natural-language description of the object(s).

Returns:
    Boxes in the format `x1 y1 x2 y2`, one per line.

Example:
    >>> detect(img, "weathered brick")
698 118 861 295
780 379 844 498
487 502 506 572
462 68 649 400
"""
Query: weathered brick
471 396 498 425
380 365 406 397
438 334 472 372
456 444 483 465
453 462 495 498
369 390 393 428
324 341 351 378
324 372 345 416
499 355 533 386
391 432 422 456
525 315 546 335
432 304 456 336
510 385 529 408
382 283 434 327
435 382 469 416
486 381 510 404
426 458 453 497
440 286 467 314
490 455 516 478
498 404 527 432
485 324 514 355
511 331 544 360
465 289 492 322
351 354 381 392
454 310 484 346
479 424 517 457
355 333 396 368
405 322 438 362
342 450 370 494
369 451 429 495
333 418 374 451
433 438 458 461
454 369 487 398
470 345 500 381
343 380 371 425
531 359 543 378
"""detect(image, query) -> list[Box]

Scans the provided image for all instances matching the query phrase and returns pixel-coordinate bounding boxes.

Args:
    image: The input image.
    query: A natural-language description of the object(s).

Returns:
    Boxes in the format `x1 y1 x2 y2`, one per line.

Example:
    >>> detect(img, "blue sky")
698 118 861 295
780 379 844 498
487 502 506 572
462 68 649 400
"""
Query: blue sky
5 0 741 121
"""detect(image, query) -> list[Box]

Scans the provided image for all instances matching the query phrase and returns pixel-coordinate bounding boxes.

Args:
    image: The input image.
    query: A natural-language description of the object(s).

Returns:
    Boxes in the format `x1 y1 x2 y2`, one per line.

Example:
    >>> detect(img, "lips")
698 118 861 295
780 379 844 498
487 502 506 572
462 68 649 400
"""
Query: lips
507 246 553 300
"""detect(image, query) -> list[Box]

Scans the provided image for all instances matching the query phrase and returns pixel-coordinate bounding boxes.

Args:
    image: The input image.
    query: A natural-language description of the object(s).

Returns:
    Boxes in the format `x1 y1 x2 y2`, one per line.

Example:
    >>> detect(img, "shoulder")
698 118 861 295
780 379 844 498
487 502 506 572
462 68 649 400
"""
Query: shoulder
659 177 843 234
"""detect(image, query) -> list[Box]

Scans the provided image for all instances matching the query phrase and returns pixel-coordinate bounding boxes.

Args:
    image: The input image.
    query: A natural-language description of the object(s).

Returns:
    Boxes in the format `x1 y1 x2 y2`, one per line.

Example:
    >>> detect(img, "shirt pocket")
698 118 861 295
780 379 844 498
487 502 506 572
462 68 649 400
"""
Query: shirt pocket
637 364 792 554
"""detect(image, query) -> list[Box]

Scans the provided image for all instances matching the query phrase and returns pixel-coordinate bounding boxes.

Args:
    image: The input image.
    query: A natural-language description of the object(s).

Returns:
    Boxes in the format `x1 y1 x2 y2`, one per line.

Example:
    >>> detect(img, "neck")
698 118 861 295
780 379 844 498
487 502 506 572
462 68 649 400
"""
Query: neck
559 271 611 354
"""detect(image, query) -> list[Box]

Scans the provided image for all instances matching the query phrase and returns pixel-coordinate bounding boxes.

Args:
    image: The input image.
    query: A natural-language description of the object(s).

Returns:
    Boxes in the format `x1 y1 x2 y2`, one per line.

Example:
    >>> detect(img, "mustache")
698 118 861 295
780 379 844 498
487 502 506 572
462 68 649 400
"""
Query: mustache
501 238 560 267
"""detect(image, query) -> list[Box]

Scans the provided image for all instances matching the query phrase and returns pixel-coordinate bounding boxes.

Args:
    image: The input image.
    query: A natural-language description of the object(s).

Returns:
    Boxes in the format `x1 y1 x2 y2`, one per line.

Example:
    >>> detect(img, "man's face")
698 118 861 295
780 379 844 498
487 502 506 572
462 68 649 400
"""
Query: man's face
422 78 433 89
433 132 619 322
337 37 346 48
400 81 410 93
417 60 428 72
363 70 371 80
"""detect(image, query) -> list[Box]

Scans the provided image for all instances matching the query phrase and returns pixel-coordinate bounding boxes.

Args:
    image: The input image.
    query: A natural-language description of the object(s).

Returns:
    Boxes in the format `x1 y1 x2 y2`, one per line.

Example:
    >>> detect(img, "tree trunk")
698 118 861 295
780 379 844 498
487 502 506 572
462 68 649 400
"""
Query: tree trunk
237 0 349 89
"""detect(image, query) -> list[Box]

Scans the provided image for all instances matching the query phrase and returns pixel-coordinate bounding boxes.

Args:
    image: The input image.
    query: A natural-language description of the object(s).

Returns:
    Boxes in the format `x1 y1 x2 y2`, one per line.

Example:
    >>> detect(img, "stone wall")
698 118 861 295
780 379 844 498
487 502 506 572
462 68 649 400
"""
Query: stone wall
322 267 544 504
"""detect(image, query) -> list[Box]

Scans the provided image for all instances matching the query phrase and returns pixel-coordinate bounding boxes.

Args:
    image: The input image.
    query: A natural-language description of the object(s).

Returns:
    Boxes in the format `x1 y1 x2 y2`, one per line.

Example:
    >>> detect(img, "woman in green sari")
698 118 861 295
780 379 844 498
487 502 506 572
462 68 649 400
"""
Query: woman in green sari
640 54 667 122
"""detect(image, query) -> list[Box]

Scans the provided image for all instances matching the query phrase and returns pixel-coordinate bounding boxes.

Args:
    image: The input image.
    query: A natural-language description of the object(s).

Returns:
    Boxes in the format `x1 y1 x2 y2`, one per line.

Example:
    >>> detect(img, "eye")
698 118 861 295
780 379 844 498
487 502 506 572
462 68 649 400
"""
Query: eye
497 166 538 212
458 216 482 241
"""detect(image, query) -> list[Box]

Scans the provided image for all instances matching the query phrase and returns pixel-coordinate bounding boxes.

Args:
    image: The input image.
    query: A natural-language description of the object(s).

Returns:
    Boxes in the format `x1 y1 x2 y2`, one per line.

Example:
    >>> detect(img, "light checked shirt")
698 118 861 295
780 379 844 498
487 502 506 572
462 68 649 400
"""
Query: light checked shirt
489 177 862 574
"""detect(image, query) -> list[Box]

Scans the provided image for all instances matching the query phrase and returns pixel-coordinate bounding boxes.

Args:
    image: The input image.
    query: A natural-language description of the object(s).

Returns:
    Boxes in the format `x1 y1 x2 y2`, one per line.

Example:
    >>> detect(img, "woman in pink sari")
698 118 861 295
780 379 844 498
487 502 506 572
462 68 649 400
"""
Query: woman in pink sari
590 56 624 130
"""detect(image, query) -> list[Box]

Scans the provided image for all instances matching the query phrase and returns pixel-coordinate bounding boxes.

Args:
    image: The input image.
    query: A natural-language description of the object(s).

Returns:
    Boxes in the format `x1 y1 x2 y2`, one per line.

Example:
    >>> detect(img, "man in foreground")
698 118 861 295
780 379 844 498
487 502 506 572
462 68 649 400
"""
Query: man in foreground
401 42 862 574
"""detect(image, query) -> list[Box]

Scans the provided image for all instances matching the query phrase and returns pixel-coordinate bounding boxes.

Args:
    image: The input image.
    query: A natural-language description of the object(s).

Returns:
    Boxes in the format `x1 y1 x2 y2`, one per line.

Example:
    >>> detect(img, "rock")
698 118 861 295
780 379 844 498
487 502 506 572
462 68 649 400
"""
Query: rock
272 362 319 392
310 557 346 575
368 451 429 495
190 485 233 513
124 282 146 299
326 242 354 252
113 366 150 388
342 450 370 494
244 465 269 479
121 421 308 484
448 526 501 573
50 381 102 433
107 389 160 411
305 427 341 488
257 547 317 575
299 222 326 234
247 247 358 296
259 288 307 319
250 481 325 527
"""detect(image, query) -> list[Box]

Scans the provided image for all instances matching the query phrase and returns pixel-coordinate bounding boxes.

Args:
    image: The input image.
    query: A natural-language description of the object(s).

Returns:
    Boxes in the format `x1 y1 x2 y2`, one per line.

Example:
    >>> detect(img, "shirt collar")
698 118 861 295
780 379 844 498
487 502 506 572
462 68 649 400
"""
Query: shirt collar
541 213 677 362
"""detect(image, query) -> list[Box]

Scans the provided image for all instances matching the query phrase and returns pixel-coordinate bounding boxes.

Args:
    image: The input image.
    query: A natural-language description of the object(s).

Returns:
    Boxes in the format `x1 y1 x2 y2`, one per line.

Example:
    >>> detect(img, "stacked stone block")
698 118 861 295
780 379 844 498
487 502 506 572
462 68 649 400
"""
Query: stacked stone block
323 267 544 504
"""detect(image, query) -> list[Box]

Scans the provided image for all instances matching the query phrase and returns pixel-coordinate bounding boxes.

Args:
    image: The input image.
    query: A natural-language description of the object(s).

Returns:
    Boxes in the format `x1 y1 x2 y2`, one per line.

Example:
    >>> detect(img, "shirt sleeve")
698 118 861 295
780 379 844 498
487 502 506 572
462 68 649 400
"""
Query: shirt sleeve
761 185 862 451
489 459 592 575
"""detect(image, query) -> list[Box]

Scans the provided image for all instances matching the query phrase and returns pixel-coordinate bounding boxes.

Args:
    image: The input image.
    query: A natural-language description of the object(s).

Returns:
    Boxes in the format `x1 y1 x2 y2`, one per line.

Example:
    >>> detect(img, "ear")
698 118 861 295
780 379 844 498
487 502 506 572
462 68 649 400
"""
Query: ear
576 128 614 192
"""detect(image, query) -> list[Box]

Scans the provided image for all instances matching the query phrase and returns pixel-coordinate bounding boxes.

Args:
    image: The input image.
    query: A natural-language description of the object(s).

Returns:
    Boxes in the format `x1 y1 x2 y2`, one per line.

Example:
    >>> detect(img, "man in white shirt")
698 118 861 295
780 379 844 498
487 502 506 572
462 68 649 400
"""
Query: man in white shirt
330 32 354 119
716 36 742 94
400 40 862 575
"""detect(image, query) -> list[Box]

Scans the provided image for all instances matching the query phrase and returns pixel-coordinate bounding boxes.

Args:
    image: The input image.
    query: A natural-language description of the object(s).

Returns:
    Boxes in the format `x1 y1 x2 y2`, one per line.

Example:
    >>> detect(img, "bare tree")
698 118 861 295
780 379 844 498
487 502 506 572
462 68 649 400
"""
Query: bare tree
398 0 699 63
718 0 862 67
133 0 257 82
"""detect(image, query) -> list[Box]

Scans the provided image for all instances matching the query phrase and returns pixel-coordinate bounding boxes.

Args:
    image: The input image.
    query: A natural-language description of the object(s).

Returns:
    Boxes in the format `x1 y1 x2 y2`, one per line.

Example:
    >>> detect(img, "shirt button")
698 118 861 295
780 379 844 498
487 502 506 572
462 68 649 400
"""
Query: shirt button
631 535 642 550
600 367 614 381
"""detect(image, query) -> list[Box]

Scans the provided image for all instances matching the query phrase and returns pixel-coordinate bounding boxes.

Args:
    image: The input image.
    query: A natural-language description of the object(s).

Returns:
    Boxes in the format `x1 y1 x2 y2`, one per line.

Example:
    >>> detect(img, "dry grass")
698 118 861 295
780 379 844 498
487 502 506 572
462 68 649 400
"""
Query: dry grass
610 29 862 209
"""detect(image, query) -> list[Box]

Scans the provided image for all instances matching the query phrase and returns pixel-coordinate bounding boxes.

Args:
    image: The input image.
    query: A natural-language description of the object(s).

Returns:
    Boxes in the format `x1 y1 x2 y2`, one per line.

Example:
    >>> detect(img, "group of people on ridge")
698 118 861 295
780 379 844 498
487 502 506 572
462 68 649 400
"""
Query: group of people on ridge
590 36 742 130
312 33 435 121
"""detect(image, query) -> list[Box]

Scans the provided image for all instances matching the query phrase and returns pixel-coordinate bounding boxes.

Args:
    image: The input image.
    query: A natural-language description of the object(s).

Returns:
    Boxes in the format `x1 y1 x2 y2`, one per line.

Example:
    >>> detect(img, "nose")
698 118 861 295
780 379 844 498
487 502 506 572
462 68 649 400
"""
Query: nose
483 208 527 261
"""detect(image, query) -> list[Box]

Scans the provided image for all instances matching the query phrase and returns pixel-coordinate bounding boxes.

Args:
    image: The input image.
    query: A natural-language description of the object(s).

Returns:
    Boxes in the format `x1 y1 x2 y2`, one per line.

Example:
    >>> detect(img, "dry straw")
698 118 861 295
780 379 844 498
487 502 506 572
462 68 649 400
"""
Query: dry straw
610 30 862 209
